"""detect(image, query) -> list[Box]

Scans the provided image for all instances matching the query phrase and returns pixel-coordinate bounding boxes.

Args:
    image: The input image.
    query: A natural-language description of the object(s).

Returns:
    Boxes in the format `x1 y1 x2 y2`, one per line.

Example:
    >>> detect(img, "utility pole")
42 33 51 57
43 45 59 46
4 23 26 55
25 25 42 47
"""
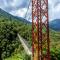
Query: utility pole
32 0 50 60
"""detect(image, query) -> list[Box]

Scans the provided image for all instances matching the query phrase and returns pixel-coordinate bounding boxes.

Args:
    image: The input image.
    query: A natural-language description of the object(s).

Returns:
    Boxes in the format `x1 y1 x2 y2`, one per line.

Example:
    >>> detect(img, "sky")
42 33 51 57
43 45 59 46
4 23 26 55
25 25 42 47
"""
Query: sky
0 0 60 21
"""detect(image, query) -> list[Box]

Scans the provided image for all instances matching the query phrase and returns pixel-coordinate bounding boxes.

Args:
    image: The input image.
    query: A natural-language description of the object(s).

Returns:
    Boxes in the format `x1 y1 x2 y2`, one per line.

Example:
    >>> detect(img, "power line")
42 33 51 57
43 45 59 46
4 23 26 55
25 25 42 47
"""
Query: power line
24 0 31 19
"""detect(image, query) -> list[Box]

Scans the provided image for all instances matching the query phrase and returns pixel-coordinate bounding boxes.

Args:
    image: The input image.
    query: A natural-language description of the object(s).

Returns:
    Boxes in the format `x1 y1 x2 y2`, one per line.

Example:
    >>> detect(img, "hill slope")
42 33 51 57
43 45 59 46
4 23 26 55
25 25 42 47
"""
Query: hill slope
0 8 60 60
0 8 31 60
49 19 60 31
0 8 30 23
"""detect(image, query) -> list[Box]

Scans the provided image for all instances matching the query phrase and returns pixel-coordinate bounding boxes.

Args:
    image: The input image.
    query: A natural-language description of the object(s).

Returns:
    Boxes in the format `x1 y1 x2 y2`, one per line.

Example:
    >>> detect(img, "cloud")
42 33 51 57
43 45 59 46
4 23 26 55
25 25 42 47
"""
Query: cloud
48 0 60 21
10 8 27 17
0 0 60 21
0 0 29 12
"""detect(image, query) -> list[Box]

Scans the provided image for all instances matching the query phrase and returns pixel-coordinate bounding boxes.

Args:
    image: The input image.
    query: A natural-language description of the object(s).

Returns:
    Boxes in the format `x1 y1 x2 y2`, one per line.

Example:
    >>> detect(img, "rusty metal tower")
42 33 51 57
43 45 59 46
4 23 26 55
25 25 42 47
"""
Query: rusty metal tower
32 0 50 60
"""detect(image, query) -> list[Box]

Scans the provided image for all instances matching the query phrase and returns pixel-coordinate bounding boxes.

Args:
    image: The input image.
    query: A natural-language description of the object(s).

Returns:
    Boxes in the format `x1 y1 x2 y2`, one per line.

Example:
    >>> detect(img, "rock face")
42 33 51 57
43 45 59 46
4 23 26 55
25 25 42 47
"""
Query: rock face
49 19 60 31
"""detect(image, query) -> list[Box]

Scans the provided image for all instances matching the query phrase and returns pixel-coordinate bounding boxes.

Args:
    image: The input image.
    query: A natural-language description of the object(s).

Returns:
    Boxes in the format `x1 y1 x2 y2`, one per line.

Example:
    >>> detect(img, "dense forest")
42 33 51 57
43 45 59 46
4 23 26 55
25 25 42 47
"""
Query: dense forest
0 19 60 60
0 10 60 60
0 18 31 60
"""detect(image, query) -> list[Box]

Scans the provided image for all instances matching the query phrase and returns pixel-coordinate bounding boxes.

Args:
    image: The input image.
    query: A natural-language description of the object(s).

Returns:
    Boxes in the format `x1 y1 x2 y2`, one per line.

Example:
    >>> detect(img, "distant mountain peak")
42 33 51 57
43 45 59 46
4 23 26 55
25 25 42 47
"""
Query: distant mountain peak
49 19 60 31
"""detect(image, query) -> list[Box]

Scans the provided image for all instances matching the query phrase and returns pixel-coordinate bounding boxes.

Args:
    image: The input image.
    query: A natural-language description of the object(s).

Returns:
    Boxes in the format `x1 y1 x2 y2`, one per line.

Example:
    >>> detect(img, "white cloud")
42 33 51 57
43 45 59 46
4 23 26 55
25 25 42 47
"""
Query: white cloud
0 0 60 21
26 0 60 21
48 0 60 21
10 8 27 17
0 0 29 12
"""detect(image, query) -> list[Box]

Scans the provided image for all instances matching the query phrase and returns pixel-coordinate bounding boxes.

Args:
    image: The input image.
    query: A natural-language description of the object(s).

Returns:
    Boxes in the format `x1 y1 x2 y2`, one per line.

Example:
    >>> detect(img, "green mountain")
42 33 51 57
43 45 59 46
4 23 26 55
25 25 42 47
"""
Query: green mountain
49 19 60 31
0 8 60 60
0 8 31 60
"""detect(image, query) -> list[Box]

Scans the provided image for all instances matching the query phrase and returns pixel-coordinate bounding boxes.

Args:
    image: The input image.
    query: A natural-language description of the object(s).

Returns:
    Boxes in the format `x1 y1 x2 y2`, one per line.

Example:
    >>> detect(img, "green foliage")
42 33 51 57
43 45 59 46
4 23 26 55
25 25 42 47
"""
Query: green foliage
0 13 60 60
0 16 31 60
49 30 60 60
0 19 20 59
5 43 31 60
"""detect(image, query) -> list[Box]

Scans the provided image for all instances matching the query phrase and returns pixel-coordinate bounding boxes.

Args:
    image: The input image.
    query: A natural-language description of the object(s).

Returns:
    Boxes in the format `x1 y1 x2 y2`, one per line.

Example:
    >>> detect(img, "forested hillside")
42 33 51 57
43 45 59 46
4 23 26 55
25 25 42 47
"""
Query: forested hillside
0 17 31 60
0 19 60 60
0 9 60 60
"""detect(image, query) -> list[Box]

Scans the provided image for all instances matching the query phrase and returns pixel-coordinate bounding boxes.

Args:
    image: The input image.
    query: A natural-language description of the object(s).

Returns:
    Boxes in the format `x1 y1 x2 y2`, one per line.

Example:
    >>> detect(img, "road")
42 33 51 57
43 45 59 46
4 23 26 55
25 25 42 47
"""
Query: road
18 34 32 55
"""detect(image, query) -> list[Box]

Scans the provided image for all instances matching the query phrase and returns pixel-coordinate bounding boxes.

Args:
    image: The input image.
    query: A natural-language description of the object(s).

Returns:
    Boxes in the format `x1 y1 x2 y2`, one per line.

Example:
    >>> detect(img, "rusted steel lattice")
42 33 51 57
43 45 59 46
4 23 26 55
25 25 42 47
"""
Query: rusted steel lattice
32 0 50 60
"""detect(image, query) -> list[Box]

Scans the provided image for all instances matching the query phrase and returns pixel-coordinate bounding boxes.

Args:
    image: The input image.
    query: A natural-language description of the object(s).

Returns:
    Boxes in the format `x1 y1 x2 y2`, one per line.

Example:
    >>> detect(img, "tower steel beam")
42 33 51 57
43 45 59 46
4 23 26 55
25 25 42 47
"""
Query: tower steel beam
32 0 50 60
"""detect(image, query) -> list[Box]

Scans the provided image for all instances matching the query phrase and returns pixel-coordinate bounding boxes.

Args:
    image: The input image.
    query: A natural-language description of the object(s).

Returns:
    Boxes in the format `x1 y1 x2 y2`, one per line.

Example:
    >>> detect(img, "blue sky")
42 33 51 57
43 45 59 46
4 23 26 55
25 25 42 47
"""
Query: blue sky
0 0 60 21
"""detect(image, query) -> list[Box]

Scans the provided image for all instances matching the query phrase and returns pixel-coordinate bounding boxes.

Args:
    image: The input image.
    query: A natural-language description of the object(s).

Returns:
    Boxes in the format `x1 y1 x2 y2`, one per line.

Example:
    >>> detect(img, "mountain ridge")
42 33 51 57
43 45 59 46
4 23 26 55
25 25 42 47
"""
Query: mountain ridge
0 8 31 24
49 19 60 31
0 8 60 31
